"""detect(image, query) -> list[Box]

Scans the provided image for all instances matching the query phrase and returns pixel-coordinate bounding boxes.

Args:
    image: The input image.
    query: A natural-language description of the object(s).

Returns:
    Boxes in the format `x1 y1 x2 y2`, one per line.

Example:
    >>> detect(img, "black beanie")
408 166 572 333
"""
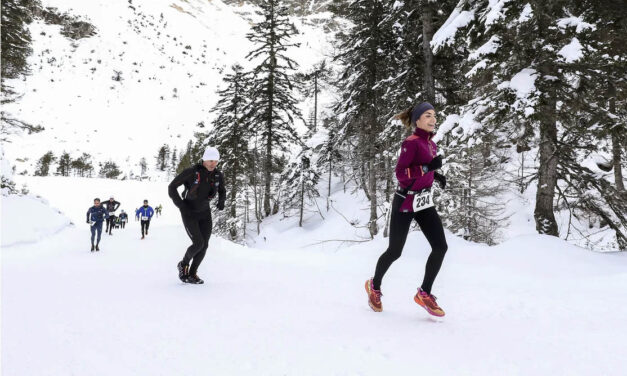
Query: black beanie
410 102 435 126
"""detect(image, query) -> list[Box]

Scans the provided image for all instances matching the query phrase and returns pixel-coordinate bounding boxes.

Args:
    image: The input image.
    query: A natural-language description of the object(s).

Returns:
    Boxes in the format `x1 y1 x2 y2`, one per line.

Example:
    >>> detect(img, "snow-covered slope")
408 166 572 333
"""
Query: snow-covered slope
2 175 626 375
0 194 72 247
4 0 335 177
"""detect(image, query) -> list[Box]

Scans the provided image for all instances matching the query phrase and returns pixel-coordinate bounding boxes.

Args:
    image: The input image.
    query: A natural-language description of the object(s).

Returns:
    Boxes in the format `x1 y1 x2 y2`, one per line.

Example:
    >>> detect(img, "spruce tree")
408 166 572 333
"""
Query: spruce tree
34 151 56 176
70 153 93 177
139 157 148 178
170 147 178 177
176 141 194 174
280 148 321 227
155 144 170 171
56 152 72 177
245 0 303 217
298 60 331 133
1 0 44 135
430 0 626 248
205 64 251 240
100 161 122 179
331 0 394 237
317 119 344 211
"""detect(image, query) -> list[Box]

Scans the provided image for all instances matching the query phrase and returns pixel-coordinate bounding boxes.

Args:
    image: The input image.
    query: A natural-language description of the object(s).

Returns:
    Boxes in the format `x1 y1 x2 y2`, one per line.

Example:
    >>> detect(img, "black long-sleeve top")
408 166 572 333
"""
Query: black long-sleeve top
168 164 226 218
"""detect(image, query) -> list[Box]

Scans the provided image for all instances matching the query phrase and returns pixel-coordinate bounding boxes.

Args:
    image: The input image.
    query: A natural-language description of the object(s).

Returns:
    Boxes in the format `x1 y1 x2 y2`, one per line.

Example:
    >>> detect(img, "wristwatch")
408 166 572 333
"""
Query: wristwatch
421 165 429 174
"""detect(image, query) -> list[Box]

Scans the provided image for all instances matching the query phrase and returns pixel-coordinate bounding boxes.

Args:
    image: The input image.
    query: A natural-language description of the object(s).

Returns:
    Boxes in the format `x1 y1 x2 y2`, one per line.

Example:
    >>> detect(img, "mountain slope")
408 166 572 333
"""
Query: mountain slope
4 0 334 177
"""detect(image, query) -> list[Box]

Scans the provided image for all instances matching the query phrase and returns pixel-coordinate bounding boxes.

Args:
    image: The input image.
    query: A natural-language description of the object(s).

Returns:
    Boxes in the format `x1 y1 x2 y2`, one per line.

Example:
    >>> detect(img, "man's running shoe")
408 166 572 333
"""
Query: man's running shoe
177 261 189 282
185 274 204 284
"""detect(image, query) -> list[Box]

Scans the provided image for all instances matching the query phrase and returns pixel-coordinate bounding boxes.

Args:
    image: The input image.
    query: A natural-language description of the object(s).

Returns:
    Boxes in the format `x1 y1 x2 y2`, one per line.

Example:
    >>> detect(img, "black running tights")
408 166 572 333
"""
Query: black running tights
181 214 212 275
141 220 150 236
373 194 448 294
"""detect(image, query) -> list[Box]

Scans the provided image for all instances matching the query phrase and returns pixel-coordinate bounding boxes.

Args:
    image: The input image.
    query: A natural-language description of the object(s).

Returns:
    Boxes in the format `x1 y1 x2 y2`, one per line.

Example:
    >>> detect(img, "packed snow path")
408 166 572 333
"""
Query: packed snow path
3 222 626 375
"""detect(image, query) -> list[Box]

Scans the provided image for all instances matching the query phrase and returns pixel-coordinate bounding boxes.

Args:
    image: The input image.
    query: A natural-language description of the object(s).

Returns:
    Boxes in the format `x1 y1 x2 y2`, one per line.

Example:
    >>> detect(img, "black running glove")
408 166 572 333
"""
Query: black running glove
434 171 446 189
426 155 443 171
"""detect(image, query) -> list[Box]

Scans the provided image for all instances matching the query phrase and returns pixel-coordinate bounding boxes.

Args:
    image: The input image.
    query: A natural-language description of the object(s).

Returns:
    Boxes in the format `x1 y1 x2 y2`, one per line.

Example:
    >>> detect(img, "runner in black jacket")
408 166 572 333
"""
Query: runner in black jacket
102 196 120 235
168 146 225 284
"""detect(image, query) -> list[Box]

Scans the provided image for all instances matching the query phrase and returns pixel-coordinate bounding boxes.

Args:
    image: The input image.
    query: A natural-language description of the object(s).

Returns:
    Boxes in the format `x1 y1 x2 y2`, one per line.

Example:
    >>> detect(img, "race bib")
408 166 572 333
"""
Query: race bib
412 188 434 212
141 216 149 221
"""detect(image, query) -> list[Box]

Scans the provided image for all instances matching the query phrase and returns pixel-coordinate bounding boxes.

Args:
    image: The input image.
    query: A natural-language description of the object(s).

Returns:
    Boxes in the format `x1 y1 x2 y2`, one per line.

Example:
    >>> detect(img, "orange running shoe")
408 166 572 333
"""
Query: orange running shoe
414 288 445 317
365 279 383 312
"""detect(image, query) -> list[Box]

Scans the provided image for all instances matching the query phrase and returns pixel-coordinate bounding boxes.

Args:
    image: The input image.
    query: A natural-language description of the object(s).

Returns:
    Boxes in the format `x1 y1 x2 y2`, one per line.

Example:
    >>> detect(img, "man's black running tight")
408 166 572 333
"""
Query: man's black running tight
141 220 150 236
373 193 448 294
181 214 212 275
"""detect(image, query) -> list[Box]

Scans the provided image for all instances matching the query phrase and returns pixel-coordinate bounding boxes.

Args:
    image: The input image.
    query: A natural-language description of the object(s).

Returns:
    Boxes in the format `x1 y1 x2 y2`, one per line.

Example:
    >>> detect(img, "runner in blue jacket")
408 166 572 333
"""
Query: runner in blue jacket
86 198 109 252
136 200 154 239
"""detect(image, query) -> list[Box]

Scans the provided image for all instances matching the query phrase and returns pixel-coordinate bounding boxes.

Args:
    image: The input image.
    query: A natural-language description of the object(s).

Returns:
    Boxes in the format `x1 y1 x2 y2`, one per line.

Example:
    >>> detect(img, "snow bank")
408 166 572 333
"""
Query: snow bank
1 194 72 247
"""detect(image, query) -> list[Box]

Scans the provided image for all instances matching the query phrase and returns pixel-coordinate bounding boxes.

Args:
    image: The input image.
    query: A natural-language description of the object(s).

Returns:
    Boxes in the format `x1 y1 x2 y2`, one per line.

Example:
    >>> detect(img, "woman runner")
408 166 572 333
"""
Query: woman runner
365 102 448 317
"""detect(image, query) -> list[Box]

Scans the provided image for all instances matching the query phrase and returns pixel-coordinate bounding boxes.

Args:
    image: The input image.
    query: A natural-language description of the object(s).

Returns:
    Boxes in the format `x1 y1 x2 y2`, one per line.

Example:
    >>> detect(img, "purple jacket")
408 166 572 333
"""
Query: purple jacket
396 128 437 212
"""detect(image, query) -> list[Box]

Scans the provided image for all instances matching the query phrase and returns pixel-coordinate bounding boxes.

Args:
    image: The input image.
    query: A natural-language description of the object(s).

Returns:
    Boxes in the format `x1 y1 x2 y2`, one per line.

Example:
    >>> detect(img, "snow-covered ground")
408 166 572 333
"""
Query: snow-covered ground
0 194 71 247
2 176 627 375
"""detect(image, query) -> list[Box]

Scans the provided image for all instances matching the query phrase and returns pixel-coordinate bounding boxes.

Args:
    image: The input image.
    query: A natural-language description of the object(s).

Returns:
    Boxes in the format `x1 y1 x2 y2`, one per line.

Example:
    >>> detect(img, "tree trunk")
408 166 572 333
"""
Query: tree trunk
313 72 318 132
252 145 262 235
368 157 378 238
612 129 624 192
327 157 332 212
467 161 473 240
609 97 625 191
384 158 390 203
534 79 559 236
421 0 435 103
264 82 274 217
520 150 525 193
299 173 305 227
229 162 238 240
264 3 276 217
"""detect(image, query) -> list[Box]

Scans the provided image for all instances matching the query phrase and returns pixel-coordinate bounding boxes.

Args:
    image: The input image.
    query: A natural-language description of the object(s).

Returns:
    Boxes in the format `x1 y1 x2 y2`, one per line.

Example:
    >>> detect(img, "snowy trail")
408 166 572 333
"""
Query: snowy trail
3 219 627 375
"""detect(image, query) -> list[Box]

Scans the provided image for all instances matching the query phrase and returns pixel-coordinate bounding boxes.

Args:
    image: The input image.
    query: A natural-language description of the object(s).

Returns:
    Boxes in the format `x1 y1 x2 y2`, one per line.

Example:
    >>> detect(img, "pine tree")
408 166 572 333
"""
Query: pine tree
1 0 35 94
70 153 93 177
245 0 303 217
34 151 56 176
1 0 44 136
280 148 321 227
553 0 627 249
55 152 72 177
438 142 509 245
331 0 394 237
176 141 194 174
155 144 170 171
205 64 252 241
139 157 147 178
99 161 122 179
317 119 344 211
170 147 178 177
429 0 626 248
298 60 332 133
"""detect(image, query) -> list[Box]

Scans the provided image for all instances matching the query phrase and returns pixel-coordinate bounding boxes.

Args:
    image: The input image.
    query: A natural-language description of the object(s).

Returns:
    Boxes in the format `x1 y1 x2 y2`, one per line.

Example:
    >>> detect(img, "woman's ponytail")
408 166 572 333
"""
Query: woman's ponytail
393 106 414 129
